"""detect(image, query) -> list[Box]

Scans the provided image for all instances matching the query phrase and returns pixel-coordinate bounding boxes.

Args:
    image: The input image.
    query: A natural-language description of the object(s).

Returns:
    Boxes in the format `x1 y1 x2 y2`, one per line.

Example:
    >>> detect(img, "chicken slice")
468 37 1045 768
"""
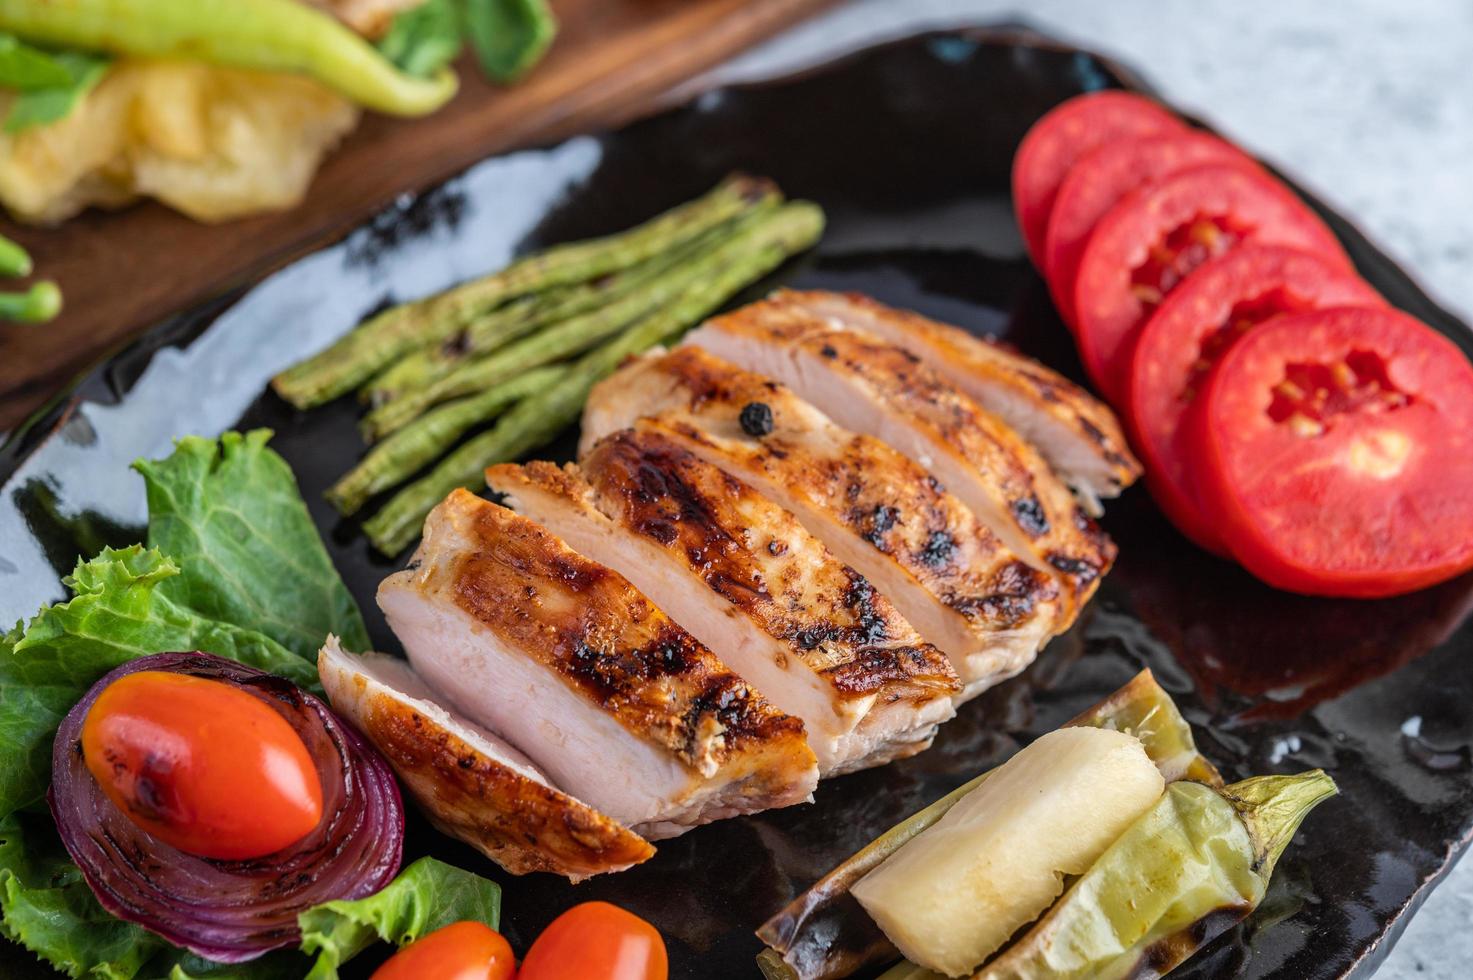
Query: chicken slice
318 637 654 880
487 431 960 776
685 300 1115 616
773 291 1140 513
377 489 818 839
581 347 1062 699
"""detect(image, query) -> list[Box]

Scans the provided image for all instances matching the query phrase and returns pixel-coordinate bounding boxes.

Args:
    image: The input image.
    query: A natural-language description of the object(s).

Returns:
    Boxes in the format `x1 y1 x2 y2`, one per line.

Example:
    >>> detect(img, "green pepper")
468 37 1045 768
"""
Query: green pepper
0 0 456 116
756 670 1221 980
878 772 1337 980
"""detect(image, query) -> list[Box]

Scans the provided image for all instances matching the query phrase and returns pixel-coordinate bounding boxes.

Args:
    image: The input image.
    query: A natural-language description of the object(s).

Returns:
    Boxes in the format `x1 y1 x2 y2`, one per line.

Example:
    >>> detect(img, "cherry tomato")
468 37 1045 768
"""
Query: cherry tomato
372 921 516 980
1189 307 1473 597
81 670 324 860
519 902 667 980
1042 131 1258 326
1126 246 1385 553
1012 90 1183 266
1073 164 1352 402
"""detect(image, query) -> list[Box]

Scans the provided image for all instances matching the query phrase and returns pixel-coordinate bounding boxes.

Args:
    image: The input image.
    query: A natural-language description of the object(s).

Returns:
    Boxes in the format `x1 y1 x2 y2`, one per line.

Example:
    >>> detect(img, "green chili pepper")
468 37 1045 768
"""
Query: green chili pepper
877 772 1337 980
0 0 457 116
756 670 1222 980
0 279 59 322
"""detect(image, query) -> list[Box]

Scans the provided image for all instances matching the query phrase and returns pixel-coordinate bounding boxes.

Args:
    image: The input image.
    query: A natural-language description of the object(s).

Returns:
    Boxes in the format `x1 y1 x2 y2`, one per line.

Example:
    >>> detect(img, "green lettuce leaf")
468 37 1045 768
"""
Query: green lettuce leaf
299 858 501 980
378 0 465 78
134 430 370 661
0 811 165 980
463 0 557 83
0 546 318 818
0 430 385 978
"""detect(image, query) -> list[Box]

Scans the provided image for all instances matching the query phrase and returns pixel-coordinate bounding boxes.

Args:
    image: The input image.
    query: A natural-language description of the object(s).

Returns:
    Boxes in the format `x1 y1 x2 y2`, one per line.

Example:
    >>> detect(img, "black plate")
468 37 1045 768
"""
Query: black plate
4 25 1472 980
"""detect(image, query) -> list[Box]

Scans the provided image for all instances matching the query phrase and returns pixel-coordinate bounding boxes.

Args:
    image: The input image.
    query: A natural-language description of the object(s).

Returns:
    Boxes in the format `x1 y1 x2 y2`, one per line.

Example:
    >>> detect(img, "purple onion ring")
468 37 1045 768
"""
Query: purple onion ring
50 652 404 963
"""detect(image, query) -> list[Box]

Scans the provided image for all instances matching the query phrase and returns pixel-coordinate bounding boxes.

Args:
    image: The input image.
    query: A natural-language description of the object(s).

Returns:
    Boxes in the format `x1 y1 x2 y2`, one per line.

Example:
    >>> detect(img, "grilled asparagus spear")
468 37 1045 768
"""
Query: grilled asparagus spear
327 364 568 516
272 174 780 408
362 200 824 555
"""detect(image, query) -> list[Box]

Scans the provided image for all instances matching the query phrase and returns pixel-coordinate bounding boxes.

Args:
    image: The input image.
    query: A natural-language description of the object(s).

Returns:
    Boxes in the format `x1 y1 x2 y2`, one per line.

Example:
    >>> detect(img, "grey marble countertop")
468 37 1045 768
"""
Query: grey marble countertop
705 3 1473 977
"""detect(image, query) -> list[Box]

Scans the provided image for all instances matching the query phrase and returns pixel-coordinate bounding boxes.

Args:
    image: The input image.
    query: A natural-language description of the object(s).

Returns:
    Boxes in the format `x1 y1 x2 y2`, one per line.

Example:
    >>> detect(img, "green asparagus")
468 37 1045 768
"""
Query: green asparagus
361 204 778 441
328 364 567 516
272 174 780 408
362 218 742 407
362 200 825 555
361 292 549 406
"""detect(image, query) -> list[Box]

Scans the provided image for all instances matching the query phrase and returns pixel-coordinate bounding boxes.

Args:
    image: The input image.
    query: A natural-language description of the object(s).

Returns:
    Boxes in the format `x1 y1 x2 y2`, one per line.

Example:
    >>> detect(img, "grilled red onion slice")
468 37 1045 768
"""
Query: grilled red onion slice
50 652 404 963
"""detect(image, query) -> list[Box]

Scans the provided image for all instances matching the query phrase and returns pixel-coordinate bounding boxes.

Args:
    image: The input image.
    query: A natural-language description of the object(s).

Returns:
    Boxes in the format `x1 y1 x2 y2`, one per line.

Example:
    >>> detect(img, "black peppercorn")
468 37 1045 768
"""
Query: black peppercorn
739 401 774 437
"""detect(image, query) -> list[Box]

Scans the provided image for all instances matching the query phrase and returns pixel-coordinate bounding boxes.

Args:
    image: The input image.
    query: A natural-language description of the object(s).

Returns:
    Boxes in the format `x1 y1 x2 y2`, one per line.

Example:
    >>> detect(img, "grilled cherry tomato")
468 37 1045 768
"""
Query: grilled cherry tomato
1188 307 1473 597
1126 246 1384 553
371 921 516 980
1012 90 1183 266
1073 164 1352 402
81 670 323 860
518 902 667 980
1043 131 1257 326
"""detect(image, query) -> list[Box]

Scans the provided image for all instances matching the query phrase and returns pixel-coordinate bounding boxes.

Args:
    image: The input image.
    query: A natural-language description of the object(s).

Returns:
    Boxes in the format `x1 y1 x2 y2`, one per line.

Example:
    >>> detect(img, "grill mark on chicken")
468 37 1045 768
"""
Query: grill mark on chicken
657 423 1050 634
317 641 654 880
446 495 804 769
489 440 958 773
687 299 1116 614
582 348 1061 643
584 431 959 698
772 290 1141 504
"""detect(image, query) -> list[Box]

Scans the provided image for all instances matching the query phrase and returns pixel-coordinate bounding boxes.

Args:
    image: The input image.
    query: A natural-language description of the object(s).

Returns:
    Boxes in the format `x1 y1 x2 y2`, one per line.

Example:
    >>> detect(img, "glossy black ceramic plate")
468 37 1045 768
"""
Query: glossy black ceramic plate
4 25 1473 980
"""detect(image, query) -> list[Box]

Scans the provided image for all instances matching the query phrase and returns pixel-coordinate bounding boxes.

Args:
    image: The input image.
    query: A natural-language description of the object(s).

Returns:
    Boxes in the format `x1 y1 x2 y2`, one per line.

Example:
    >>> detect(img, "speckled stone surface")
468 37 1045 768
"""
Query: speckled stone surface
701 3 1473 977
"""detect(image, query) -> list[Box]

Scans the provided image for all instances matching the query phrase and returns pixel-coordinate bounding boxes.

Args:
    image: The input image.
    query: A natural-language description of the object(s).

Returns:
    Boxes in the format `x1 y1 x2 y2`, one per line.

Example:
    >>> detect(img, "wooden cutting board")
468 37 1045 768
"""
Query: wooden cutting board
0 0 836 432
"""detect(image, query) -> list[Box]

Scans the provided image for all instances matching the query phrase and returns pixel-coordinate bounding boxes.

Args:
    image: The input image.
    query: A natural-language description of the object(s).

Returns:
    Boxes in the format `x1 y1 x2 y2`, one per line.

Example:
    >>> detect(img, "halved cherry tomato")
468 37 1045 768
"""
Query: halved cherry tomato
81 670 323 860
1073 164 1352 402
1188 307 1473 597
1012 90 1183 266
518 902 667 980
1043 131 1258 326
372 921 516 980
1126 246 1385 553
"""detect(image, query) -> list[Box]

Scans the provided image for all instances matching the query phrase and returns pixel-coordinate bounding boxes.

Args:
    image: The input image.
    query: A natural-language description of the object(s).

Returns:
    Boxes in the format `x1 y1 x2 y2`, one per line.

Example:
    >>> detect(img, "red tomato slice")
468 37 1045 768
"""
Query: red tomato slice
1043 131 1258 327
1126 246 1385 554
1073 164 1353 403
1012 91 1182 267
1189 307 1473 597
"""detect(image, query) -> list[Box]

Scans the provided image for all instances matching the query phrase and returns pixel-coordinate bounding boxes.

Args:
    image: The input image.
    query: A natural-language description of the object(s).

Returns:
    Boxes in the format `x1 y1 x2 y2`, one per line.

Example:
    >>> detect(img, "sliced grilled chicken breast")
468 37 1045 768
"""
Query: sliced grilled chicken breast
487 432 960 776
318 637 653 880
378 489 818 839
685 301 1115 615
581 347 1062 699
773 290 1140 513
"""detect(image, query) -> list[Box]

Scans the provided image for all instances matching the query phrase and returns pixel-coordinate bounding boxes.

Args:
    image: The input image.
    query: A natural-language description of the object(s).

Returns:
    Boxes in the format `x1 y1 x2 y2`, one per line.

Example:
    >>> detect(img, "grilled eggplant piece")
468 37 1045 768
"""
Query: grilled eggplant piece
581 347 1062 699
377 489 818 839
686 301 1115 614
774 291 1140 513
318 637 653 880
487 430 960 776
